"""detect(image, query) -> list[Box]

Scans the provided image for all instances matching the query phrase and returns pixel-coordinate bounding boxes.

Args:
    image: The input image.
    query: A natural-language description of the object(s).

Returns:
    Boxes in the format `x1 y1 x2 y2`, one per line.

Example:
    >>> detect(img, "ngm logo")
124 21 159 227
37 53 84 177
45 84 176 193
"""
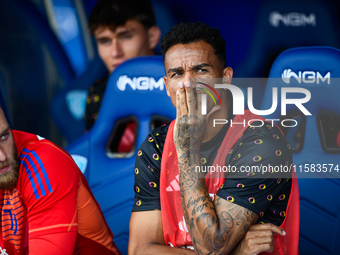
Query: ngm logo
269 12 316 27
282 69 330 84
117 75 164 91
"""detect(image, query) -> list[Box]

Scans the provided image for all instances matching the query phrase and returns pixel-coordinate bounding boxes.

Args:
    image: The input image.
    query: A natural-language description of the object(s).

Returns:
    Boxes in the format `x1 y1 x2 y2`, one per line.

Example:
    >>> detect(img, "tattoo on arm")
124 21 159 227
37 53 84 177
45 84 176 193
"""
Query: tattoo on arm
175 115 259 254
178 151 259 254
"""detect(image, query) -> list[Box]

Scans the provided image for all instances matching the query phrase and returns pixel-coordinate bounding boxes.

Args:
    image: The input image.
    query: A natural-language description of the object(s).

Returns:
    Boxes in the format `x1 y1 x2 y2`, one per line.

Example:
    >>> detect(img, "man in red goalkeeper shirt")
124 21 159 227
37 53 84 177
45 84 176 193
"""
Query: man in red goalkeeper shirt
0 107 120 255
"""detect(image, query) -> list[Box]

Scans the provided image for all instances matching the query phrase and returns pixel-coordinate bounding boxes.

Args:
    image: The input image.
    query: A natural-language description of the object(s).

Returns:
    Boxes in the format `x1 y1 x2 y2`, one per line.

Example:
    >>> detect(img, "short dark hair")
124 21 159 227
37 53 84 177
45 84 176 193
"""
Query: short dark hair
88 0 156 34
161 22 226 68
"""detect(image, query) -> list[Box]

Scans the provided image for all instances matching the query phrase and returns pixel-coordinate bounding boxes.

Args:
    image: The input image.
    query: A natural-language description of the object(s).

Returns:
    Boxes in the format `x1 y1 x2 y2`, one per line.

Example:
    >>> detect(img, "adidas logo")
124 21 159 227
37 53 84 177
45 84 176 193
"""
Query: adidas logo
166 174 180 191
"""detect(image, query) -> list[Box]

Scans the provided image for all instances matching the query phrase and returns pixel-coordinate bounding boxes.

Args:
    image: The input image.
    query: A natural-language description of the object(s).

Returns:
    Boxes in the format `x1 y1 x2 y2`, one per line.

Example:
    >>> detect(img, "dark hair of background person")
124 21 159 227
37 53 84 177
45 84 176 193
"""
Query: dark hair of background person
88 0 156 34
161 22 227 68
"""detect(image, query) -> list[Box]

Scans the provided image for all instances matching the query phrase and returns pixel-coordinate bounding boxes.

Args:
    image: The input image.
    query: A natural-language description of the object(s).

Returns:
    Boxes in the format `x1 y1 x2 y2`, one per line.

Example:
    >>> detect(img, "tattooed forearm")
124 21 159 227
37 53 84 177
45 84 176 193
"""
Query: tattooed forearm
187 195 210 216
177 150 259 254
174 110 259 254
179 170 196 191
192 203 209 216
187 195 210 208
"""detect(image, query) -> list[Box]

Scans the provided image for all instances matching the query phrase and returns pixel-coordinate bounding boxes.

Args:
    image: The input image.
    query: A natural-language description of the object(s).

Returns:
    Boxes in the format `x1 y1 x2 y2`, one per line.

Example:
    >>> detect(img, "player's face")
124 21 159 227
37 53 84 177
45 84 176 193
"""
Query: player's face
163 40 232 111
0 109 19 190
95 20 159 73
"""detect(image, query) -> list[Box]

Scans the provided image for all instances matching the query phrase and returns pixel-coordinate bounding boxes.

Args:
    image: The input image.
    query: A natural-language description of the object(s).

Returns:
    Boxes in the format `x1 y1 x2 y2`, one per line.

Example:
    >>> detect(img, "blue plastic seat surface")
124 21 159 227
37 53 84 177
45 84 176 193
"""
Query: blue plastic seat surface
66 56 176 255
236 0 340 78
261 46 340 255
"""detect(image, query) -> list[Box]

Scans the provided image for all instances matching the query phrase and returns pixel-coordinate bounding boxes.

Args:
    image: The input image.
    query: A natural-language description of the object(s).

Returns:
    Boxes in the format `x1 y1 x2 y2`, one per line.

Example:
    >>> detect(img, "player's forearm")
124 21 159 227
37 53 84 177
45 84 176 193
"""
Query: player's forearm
178 151 233 255
132 243 195 255
178 150 260 255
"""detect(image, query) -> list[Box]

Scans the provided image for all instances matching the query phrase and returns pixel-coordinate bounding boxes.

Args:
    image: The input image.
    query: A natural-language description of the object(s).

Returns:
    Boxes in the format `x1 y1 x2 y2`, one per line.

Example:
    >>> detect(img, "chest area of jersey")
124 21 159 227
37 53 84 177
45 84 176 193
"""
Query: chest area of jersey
0 190 27 253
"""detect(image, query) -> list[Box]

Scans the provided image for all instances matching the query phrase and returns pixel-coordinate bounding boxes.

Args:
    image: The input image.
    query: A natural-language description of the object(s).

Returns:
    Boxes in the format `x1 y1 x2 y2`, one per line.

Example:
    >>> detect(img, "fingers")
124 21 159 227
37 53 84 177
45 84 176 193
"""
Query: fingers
176 89 181 120
249 223 286 236
242 227 276 255
253 243 274 253
246 235 273 246
241 235 274 255
245 229 273 239
184 81 193 115
177 82 188 117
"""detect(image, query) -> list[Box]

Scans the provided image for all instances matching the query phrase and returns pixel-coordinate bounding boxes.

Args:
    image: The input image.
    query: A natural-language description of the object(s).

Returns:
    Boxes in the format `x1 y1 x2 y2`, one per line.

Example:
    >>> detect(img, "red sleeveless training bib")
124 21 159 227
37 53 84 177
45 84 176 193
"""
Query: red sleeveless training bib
160 110 300 254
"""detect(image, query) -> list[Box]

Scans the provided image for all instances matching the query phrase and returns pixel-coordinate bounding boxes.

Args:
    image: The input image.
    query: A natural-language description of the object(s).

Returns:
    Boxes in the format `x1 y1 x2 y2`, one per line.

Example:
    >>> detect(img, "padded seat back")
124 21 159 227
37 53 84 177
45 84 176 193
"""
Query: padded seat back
66 56 176 255
261 46 340 255
237 0 340 78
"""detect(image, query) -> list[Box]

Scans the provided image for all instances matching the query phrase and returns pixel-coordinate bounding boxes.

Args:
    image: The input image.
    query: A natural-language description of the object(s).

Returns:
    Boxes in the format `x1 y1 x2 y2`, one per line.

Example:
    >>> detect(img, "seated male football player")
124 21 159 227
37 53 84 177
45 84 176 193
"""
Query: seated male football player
0 107 120 255
129 22 299 255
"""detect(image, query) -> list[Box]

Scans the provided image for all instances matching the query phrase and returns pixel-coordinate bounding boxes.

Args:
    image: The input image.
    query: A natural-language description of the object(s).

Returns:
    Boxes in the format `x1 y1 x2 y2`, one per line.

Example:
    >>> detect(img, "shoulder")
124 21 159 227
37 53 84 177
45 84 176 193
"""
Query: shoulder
139 123 170 155
19 135 80 189
23 138 75 166
150 123 170 141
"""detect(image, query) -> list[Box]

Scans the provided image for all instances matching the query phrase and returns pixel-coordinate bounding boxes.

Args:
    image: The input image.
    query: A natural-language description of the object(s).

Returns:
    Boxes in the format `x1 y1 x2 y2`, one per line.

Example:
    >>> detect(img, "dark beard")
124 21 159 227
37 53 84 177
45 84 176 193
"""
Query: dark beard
0 144 20 190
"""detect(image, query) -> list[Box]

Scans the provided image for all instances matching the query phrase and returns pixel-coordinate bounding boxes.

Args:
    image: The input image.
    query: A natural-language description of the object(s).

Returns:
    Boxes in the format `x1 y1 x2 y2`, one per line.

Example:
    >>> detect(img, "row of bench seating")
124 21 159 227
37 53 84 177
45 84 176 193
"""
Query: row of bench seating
1 0 340 254
52 0 340 144
2 0 340 145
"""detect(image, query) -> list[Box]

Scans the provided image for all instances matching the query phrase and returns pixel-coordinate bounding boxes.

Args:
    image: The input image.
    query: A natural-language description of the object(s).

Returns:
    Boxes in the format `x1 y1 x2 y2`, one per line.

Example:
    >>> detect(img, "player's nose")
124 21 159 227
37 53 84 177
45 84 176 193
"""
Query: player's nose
0 145 7 162
111 40 123 58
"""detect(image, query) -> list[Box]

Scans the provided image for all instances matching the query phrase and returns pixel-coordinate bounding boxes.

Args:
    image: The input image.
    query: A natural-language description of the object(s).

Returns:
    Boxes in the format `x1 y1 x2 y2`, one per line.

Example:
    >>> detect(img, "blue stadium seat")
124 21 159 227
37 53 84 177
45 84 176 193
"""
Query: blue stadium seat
50 53 107 143
237 0 340 78
66 56 176 255
50 0 178 144
235 0 340 109
261 46 340 255
48 0 90 76
0 0 74 143
151 0 178 54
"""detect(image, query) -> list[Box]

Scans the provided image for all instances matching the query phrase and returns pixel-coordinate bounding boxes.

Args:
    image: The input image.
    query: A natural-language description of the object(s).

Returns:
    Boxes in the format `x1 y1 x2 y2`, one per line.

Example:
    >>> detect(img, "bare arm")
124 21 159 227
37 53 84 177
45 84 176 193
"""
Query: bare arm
128 210 195 255
178 150 259 255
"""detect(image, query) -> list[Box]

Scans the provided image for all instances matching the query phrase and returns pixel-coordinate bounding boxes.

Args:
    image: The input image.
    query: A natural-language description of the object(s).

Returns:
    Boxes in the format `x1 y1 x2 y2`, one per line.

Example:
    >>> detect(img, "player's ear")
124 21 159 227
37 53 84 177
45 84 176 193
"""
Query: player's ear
164 76 170 97
148 26 161 50
223 67 233 86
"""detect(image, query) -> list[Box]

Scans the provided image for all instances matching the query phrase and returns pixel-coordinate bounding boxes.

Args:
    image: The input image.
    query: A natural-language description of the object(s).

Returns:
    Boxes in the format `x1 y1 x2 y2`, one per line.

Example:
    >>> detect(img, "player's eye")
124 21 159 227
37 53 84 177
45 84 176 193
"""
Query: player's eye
171 72 182 78
97 38 111 45
122 33 133 40
197 68 207 73
0 133 8 141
